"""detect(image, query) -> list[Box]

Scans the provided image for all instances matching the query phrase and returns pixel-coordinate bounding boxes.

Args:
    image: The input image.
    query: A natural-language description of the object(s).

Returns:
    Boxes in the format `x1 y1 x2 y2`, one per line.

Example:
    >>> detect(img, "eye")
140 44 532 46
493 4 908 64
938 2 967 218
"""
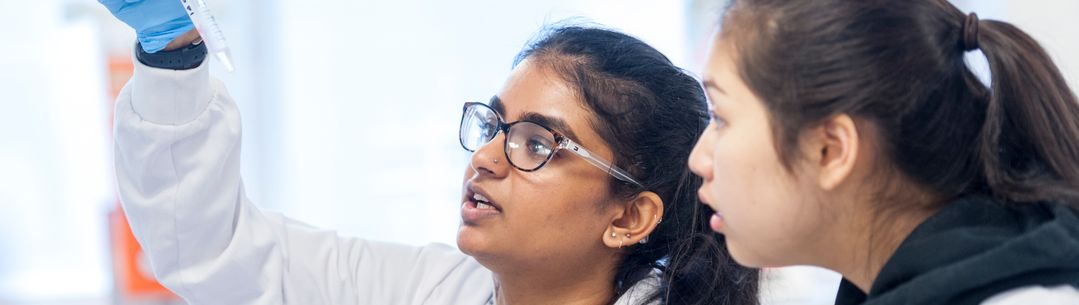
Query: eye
710 112 727 129
477 120 497 136
526 136 554 157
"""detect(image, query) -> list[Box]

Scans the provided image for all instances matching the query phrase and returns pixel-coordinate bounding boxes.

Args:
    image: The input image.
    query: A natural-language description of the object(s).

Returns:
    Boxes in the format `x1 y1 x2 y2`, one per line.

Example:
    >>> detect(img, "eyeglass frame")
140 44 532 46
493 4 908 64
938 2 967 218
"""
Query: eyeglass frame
458 102 644 188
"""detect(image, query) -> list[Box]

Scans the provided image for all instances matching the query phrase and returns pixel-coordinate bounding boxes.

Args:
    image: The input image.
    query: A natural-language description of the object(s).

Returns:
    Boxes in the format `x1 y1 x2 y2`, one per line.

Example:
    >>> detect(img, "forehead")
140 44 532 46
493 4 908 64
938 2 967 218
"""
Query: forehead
703 37 739 85
497 60 578 117
703 37 759 101
493 58 611 154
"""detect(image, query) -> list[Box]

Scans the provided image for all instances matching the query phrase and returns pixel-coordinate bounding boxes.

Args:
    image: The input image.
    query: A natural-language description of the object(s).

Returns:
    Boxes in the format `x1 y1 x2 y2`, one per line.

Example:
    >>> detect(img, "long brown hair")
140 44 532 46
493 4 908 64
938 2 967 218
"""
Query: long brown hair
721 0 1079 206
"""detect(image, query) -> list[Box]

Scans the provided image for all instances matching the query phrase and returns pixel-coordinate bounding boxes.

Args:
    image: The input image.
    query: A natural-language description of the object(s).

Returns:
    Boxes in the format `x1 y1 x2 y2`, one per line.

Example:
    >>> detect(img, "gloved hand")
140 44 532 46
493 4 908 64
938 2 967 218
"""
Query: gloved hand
98 0 196 53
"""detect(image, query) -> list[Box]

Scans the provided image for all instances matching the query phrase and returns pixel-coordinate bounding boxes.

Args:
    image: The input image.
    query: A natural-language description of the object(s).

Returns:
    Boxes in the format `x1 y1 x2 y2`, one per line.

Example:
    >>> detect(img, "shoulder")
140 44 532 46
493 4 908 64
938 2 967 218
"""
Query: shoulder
981 285 1079 305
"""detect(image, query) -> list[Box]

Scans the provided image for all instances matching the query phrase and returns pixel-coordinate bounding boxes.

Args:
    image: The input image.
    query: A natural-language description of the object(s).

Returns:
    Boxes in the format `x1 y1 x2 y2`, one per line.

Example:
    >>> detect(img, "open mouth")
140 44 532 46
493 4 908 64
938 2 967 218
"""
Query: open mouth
461 185 503 224
470 192 501 211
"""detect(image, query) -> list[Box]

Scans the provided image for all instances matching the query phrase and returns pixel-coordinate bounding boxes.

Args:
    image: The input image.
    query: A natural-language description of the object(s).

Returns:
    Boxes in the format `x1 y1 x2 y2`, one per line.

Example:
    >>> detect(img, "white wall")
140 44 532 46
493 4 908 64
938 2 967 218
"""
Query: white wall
0 1 114 301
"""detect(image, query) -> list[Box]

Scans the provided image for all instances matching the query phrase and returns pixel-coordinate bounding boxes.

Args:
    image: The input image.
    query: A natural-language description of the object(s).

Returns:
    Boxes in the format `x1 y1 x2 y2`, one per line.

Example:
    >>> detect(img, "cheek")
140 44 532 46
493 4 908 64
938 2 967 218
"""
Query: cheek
707 128 791 229
707 135 763 206
711 139 824 266
508 173 611 236
499 182 612 264
519 188 602 226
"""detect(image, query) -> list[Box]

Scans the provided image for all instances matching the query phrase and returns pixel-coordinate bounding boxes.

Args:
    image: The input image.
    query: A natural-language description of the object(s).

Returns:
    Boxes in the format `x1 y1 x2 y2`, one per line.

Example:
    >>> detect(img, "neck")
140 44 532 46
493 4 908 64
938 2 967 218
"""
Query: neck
821 196 940 293
493 256 618 305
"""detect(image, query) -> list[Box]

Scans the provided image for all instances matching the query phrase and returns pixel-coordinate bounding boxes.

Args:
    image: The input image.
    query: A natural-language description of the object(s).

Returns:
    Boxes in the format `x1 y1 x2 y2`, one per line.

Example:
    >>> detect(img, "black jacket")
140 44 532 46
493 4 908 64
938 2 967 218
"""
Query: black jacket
835 195 1079 305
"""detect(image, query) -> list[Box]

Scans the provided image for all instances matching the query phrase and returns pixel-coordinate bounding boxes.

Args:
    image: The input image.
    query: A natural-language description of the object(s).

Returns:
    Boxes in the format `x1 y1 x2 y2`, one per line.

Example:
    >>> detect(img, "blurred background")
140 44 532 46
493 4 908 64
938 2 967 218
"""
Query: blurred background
0 0 1075 304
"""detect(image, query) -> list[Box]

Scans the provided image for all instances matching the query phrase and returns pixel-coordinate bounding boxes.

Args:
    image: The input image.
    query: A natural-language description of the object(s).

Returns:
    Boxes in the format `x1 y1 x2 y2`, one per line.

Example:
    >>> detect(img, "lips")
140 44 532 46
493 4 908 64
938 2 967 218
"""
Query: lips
710 213 725 232
464 185 502 211
461 183 502 224
698 187 726 232
470 191 500 211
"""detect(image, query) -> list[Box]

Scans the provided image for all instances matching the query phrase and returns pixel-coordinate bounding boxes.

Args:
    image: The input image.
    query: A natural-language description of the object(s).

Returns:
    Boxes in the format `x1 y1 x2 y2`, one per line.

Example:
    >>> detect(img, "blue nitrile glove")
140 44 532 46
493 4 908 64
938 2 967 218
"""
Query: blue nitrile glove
98 0 196 53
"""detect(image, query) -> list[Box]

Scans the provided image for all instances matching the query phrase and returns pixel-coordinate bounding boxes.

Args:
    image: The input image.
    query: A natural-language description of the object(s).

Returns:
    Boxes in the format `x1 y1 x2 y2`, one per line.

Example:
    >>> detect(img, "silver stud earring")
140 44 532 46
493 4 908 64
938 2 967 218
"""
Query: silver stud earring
611 232 617 238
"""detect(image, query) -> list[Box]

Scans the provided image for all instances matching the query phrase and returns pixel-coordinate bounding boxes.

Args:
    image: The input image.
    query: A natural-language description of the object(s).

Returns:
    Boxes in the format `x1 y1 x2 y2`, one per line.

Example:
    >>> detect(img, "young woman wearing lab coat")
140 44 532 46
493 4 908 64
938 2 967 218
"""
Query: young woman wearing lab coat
100 1 759 304
689 0 1079 304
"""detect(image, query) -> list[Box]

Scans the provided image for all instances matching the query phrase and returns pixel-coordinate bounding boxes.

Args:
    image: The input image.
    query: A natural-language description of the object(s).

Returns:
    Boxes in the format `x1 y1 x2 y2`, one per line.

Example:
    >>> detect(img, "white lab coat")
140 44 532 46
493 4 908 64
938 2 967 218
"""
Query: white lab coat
113 56 661 305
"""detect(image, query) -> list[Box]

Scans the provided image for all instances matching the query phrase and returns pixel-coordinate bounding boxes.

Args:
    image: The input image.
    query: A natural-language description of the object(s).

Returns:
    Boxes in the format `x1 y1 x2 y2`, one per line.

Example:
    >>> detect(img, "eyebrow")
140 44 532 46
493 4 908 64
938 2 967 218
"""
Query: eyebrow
489 95 580 141
489 95 505 115
520 112 580 141
702 79 727 95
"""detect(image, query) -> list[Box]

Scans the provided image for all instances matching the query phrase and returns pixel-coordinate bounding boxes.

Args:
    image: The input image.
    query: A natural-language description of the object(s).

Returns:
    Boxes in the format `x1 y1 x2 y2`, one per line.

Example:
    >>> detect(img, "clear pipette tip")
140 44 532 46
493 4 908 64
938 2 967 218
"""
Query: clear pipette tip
214 50 235 72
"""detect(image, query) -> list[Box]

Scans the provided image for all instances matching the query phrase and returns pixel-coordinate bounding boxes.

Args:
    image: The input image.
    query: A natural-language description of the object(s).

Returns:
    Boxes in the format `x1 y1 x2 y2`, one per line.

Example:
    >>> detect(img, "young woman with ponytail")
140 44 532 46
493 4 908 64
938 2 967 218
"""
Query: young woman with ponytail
688 0 1079 304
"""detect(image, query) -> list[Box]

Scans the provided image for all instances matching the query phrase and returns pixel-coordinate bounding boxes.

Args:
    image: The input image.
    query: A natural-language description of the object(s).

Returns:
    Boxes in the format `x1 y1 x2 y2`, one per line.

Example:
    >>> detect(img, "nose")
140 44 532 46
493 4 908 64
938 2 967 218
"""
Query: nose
470 132 510 179
688 127 715 180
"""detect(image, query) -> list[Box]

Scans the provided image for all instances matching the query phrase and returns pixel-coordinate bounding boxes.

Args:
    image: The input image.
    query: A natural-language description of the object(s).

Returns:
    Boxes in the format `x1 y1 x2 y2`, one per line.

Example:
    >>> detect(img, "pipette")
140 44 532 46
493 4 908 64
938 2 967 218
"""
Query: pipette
181 0 235 72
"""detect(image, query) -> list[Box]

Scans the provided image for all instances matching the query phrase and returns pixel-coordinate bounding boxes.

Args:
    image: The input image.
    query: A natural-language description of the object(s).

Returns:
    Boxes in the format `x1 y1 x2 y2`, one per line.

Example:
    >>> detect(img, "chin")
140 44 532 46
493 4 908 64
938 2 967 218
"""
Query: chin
456 225 489 257
725 239 767 268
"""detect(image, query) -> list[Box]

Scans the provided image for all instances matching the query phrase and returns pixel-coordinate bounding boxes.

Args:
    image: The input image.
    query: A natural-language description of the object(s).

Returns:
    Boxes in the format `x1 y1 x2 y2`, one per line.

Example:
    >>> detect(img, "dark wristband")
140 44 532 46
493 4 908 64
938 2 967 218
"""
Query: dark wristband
135 41 207 70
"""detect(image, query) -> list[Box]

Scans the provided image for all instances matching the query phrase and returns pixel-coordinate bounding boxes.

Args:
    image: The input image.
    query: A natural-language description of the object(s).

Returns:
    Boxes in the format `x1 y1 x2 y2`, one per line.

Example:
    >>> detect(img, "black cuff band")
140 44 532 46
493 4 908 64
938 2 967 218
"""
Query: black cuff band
135 41 208 70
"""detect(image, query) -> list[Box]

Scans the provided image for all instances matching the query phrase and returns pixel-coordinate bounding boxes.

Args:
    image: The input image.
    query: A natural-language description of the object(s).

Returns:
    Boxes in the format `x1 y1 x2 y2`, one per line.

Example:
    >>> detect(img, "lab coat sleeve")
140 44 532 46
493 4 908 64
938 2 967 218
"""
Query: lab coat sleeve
113 57 493 305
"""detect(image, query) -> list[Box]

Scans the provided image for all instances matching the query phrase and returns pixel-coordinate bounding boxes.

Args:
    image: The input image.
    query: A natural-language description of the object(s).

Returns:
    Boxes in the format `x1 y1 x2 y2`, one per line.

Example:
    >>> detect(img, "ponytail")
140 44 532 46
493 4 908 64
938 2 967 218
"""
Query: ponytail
973 17 1079 205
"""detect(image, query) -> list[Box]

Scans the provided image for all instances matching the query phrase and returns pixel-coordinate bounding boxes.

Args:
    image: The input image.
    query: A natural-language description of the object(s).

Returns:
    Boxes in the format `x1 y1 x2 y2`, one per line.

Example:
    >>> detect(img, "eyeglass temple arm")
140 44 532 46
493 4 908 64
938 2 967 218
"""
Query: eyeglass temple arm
559 139 644 188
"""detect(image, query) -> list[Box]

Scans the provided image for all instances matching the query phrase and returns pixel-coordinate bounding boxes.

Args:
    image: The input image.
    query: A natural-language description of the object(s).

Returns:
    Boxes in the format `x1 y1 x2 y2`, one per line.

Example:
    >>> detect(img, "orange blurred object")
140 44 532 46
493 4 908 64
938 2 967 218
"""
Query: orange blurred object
108 205 179 302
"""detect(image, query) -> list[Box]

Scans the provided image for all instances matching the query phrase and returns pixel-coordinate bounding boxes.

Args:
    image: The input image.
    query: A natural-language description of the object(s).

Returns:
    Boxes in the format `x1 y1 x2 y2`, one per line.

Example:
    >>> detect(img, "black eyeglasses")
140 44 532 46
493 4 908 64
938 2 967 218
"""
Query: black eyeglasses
458 102 643 187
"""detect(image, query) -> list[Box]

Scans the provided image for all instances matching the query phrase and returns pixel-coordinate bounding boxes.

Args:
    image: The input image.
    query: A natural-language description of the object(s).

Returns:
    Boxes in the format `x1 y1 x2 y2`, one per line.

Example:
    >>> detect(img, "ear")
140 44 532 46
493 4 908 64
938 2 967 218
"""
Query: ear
803 114 859 191
603 191 664 249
